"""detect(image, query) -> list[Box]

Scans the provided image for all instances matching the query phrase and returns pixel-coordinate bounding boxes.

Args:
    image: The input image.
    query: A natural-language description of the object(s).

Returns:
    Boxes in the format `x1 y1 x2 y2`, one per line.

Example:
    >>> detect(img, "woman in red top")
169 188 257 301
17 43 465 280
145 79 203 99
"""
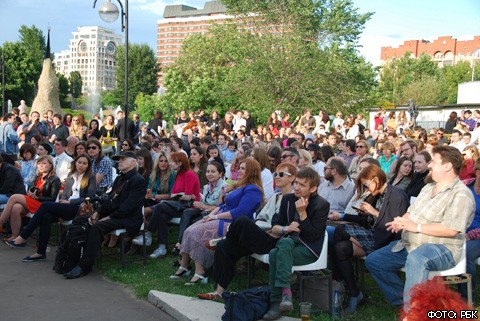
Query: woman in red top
146 152 201 258
0 155 60 241
460 145 479 180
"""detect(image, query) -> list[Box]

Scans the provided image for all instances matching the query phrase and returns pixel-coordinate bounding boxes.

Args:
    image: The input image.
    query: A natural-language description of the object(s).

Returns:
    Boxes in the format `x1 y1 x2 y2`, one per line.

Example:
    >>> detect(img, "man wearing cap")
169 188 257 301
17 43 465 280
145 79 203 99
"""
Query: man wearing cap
64 151 147 279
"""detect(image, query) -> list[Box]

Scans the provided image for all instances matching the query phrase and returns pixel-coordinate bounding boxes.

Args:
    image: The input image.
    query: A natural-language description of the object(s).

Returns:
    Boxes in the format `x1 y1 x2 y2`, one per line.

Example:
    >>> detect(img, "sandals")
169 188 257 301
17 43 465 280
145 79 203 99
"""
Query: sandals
197 291 223 301
169 266 191 279
185 273 208 285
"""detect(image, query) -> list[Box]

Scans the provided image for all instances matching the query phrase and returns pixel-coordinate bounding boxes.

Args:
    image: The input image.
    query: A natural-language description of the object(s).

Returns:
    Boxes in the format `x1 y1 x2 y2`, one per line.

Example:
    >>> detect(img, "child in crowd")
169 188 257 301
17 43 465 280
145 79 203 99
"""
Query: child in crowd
223 140 236 164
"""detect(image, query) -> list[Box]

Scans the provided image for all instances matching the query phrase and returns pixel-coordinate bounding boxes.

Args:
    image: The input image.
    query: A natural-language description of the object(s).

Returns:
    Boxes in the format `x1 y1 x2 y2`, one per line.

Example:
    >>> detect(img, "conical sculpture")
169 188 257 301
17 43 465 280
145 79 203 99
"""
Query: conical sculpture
31 28 62 116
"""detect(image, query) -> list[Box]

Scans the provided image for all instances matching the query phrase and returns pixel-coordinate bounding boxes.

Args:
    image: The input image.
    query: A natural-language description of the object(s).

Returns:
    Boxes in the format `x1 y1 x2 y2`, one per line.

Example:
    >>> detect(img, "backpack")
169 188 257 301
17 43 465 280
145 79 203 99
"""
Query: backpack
53 217 91 274
221 286 270 321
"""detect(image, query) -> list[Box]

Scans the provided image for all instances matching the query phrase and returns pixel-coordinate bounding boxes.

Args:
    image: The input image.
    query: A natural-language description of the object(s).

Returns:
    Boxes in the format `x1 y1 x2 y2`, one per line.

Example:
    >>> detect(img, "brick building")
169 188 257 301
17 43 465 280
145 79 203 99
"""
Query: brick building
381 35 480 67
156 1 231 87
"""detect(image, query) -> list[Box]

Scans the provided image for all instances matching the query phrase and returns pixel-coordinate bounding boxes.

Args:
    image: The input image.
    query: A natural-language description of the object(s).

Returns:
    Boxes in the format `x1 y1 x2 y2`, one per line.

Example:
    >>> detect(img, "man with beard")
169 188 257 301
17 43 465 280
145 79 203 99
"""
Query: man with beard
366 146 474 310
318 157 355 217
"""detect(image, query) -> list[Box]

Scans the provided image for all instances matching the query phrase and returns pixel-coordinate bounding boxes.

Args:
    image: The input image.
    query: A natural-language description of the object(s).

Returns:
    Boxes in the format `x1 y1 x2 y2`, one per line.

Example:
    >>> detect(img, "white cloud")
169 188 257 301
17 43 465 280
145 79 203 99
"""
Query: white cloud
358 34 409 67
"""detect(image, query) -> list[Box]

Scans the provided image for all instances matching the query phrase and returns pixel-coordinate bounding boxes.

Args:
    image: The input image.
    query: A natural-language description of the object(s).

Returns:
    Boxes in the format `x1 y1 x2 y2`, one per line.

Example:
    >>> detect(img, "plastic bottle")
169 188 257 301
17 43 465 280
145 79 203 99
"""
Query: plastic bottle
332 289 341 318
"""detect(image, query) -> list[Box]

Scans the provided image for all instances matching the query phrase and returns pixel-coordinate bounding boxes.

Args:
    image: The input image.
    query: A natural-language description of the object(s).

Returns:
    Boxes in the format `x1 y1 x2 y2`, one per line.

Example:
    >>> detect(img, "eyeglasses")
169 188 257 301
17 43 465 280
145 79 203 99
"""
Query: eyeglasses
273 171 292 178
356 145 365 148
122 143 129 146
363 179 374 189
281 154 293 159
87 146 98 150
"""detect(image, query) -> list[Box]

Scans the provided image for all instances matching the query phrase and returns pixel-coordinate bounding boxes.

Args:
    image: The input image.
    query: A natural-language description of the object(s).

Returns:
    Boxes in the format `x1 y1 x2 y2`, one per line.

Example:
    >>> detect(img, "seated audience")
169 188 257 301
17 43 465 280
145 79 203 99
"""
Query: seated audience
197 163 297 300
405 151 431 198
459 157 480 299
62 151 147 279
190 146 208 188
7 154 96 260
459 145 479 180
172 161 228 256
135 147 153 181
378 142 397 177
18 144 37 188
388 156 414 192
86 139 113 193
0 156 26 209
366 146 474 309
172 158 263 284
348 140 371 180
131 152 176 248
330 165 409 313
147 152 200 258
0 155 60 241
251 147 275 199
262 167 329 320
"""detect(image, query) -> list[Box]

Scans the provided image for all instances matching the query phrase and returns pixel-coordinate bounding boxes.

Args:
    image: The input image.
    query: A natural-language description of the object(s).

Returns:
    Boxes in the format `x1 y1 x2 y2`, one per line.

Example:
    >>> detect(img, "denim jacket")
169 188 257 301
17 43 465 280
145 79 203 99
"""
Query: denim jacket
0 122 21 155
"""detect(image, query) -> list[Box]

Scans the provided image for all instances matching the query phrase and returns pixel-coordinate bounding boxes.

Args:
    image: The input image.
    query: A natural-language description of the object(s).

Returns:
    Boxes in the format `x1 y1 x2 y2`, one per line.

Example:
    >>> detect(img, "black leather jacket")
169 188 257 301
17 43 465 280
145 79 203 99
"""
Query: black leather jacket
32 174 61 202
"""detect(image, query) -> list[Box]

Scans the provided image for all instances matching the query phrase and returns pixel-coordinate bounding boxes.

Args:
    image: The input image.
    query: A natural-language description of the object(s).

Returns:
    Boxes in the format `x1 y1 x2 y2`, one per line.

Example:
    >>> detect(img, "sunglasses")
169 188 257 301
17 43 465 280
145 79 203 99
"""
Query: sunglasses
87 146 98 150
356 145 365 148
273 171 292 178
122 143 129 146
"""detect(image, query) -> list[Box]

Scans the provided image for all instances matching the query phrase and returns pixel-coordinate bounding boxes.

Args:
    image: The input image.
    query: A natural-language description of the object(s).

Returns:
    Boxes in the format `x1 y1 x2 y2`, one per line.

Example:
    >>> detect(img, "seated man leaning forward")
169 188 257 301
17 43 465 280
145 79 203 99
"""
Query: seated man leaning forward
63 151 148 279
263 167 329 320
365 145 474 309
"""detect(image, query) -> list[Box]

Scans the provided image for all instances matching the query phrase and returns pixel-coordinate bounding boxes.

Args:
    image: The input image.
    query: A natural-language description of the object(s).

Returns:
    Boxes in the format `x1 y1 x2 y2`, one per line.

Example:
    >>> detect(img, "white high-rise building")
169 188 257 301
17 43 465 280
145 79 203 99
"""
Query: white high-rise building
54 26 123 94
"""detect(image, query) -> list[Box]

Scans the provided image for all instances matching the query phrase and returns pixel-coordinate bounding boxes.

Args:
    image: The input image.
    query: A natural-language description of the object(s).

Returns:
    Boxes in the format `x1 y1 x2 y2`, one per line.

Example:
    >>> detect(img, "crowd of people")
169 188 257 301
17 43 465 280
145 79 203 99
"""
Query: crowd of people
0 105 478 319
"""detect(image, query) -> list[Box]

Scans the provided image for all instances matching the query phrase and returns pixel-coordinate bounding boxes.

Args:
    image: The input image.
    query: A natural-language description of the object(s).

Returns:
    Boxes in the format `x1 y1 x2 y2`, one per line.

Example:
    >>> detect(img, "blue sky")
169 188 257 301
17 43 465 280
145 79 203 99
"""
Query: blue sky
1 0 479 66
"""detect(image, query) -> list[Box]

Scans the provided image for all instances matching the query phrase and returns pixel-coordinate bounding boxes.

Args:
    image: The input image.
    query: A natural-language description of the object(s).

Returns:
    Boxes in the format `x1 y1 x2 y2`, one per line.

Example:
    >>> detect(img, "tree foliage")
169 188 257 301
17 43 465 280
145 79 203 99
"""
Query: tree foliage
162 0 376 122
57 72 70 108
0 25 46 106
69 71 83 99
379 53 477 105
113 43 159 110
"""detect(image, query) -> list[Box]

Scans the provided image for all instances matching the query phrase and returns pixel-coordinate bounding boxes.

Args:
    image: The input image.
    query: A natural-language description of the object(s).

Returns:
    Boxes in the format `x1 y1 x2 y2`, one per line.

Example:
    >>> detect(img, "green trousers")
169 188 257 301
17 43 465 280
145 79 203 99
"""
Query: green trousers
268 237 316 302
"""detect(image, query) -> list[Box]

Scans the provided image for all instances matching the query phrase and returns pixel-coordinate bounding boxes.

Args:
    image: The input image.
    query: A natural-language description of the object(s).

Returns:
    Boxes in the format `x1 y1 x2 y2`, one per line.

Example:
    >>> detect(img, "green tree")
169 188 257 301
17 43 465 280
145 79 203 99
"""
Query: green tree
399 76 446 106
0 25 46 106
69 71 83 99
113 43 159 110
379 53 438 105
57 72 70 108
163 0 376 122
134 92 167 122
440 61 474 104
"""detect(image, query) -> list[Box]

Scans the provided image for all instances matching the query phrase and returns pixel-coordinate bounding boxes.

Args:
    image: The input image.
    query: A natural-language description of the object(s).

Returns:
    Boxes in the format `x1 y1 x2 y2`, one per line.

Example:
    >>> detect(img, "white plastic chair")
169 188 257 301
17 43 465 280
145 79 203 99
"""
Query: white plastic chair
400 242 471 306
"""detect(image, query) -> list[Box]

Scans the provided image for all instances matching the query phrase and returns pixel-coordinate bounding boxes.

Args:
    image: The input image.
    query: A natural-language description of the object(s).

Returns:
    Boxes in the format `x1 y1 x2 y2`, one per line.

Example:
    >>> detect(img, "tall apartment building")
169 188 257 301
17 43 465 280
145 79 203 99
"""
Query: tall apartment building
156 1 231 87
381 35 480 67
54 26 123 94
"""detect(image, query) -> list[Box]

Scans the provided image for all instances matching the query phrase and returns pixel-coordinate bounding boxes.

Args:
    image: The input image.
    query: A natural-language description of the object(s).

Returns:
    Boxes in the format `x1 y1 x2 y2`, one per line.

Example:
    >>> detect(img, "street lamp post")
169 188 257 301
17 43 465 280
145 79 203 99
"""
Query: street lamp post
93 0 129 141
1 49 5 116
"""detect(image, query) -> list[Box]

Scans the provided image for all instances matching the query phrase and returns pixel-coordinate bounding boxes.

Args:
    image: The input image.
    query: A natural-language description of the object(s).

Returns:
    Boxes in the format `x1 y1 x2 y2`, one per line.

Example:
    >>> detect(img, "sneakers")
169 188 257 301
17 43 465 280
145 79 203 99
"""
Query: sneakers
345 291 364 313
279 294 293 313
132 231 152 246
263 302 281 320
149 246 167 259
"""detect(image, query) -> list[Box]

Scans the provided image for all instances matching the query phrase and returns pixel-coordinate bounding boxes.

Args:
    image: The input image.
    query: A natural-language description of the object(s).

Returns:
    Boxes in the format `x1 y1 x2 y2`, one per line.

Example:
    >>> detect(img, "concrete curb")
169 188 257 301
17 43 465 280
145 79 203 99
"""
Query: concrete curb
148 290 300 321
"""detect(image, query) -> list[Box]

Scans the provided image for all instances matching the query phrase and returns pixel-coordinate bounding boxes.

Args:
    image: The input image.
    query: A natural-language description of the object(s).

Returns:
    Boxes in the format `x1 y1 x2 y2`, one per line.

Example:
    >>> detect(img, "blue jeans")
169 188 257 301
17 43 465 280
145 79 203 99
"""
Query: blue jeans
365 240 455 307
460 239 480 299
0 194 8 205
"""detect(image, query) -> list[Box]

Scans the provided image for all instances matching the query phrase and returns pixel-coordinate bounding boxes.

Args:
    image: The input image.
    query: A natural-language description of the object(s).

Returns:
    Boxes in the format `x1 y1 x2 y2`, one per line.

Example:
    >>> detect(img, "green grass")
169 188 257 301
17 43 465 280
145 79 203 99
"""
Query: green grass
96 226 472 321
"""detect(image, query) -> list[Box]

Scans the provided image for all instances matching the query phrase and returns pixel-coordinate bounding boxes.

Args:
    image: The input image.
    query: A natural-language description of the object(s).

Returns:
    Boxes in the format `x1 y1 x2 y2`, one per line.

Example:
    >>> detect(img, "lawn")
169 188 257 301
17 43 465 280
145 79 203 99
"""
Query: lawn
97 226 406 321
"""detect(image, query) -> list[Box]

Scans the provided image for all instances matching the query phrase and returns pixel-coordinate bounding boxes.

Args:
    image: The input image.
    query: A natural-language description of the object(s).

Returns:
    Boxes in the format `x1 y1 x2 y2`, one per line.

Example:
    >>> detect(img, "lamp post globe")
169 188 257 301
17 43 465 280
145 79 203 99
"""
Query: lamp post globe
98 0 119 23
